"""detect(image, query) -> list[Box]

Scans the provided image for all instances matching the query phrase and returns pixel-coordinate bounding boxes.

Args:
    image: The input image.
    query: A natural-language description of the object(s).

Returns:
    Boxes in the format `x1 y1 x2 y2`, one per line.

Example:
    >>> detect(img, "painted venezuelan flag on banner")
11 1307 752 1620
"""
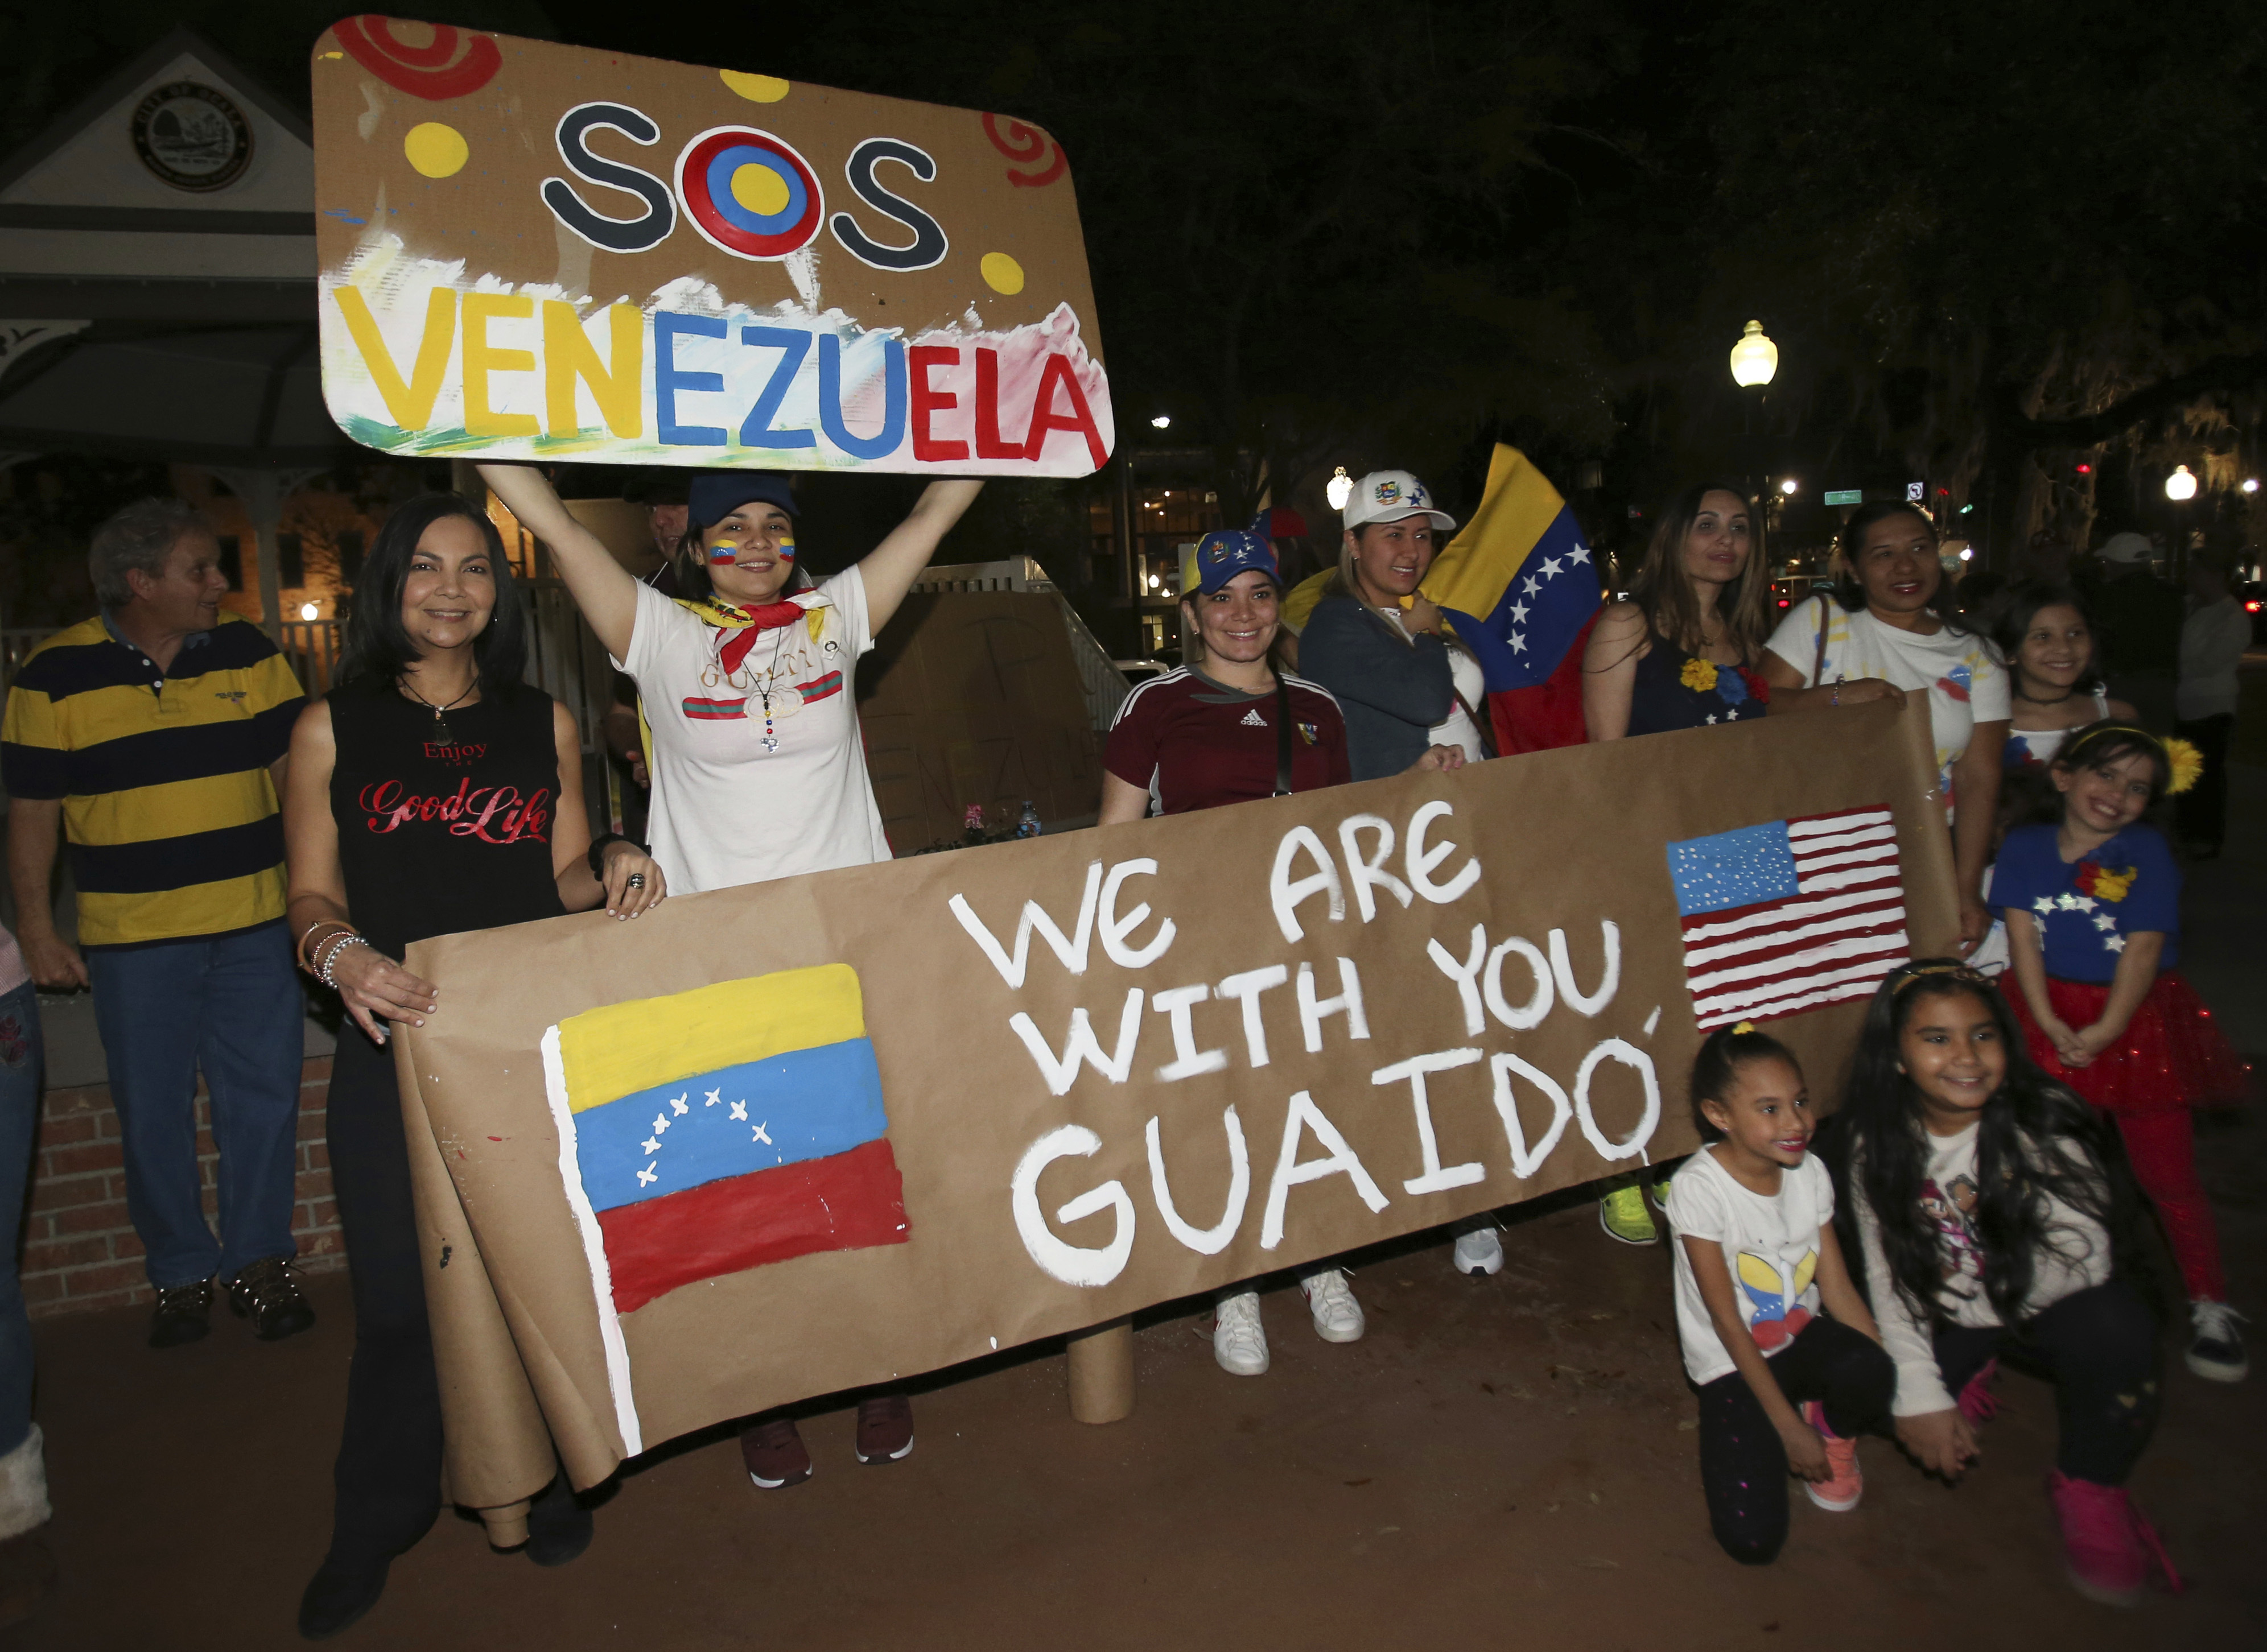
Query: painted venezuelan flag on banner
541 964 908 1316
1420 445 1602 756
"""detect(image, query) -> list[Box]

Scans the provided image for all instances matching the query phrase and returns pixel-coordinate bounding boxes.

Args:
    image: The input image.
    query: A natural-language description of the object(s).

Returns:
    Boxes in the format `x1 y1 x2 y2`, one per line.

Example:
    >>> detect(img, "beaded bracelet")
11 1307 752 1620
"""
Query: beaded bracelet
315 932 372 989
298 920 353 974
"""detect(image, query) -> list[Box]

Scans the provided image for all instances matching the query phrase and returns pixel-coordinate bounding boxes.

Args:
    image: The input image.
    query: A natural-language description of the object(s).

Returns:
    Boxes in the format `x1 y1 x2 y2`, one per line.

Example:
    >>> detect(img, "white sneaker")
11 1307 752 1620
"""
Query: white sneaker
1452 1226 1504 1277
1301 1269 1366 1343
2187 1300 2248 1382
1213 1290 1269 1376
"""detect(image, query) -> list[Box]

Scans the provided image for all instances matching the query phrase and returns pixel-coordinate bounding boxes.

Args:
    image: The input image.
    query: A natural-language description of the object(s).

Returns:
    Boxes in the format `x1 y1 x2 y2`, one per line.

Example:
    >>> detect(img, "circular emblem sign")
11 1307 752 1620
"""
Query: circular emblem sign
131 82 252 192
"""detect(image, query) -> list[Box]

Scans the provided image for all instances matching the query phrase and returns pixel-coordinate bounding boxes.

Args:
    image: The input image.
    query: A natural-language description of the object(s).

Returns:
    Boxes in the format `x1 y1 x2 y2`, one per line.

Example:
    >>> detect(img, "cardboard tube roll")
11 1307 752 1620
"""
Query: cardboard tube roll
480 1499 531 1550
1067 1319 1134 1424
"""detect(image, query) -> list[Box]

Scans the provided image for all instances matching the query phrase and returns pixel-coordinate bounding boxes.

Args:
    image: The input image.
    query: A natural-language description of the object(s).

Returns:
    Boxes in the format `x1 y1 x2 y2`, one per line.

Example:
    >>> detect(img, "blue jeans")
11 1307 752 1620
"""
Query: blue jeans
86 923 304 1288
0 980 42 1456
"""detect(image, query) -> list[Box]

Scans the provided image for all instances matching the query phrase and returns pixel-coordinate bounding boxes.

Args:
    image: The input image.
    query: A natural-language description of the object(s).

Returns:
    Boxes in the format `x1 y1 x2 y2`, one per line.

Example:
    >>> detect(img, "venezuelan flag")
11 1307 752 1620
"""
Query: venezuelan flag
1420 445 1601 755
541 964 909 1315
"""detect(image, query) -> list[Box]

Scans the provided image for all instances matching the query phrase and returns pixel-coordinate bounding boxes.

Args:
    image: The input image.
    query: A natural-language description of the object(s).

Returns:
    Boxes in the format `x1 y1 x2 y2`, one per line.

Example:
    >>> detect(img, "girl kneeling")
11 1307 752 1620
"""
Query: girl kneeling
1666 1026 1891 1565
1840 961 2179 1606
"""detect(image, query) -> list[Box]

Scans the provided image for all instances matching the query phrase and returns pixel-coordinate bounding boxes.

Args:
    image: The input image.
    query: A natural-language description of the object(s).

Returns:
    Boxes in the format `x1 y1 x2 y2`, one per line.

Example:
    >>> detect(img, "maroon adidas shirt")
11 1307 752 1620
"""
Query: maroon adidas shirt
1105 667 1351 815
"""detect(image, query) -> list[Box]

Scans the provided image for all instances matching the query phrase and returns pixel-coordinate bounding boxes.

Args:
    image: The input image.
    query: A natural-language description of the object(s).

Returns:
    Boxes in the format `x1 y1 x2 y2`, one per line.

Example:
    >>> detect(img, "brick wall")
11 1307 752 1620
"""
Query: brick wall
22 1056 344 1318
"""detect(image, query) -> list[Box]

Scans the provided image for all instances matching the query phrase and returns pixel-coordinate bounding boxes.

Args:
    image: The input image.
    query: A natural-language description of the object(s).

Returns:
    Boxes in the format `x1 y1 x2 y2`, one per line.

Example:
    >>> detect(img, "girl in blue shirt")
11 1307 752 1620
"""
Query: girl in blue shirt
1993 722 2248 1384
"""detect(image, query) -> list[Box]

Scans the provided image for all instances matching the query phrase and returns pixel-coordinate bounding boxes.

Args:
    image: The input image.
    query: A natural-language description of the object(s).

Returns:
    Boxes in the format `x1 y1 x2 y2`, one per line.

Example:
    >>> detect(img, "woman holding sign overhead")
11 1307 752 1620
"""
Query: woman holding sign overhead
478 461 979 1493
1099 529 1461 1378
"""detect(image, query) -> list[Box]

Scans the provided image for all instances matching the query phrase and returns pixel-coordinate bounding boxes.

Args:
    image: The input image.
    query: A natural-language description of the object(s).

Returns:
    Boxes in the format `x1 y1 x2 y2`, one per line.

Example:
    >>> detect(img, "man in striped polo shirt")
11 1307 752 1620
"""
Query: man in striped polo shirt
3 498 315 1348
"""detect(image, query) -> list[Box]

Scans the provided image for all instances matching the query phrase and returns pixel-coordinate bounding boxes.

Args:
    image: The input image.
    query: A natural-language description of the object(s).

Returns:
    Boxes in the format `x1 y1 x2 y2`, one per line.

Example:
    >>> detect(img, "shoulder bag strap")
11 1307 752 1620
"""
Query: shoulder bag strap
1811 594 1835 686
1273 674 1295 796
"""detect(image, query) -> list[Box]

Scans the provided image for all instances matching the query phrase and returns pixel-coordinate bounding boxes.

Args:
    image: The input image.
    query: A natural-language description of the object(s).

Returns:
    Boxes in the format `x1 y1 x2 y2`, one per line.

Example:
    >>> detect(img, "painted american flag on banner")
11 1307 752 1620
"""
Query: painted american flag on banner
1666 807 1909 1029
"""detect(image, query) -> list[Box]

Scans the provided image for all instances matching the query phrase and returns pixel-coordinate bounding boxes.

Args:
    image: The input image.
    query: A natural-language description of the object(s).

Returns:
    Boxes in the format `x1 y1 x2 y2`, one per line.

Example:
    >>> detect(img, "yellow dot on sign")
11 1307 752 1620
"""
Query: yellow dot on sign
403 123 468 179
980 252 1025 296
719 70 790 104
729 163 791 217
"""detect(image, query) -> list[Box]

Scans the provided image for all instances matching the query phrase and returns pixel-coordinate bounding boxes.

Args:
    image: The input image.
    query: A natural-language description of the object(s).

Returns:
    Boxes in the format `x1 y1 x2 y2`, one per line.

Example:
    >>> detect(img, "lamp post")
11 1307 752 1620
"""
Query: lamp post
1730 321 1779 567
1326 466 1353 512
2166 464 2198 583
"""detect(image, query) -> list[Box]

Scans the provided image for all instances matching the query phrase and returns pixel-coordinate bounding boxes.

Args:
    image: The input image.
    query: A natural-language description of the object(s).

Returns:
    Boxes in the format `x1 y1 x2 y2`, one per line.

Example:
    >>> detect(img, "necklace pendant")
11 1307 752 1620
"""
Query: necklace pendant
431 716 451 744
761 734 780 753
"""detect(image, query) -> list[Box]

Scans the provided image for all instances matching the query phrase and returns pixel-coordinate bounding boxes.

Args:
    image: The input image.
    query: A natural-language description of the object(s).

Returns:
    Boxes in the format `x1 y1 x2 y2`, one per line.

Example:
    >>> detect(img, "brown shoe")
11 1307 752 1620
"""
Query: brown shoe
855 1393 913 1464
228 1256 316 1341
739 1417 811 1489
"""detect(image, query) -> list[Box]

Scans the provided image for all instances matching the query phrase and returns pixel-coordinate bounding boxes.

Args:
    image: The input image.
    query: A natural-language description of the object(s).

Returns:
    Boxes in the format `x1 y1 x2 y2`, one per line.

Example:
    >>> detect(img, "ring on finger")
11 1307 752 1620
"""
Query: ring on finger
626 873 646 889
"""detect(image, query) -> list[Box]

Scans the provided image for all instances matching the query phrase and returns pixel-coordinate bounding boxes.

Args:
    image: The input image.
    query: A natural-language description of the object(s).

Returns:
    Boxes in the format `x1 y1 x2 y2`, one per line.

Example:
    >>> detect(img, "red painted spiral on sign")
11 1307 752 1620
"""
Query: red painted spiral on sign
982 113 1067 189
333 16 503 101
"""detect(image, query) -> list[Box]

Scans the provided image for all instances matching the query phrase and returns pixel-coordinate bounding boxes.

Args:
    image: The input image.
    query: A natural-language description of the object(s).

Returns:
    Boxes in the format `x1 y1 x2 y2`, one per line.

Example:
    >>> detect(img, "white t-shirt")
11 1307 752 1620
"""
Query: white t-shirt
1765 598 2010 806
616 571 891 895
1850 1121 2113 1416
2177 597 2251 720
1383 607 1488 759
1664 1146 1836 1388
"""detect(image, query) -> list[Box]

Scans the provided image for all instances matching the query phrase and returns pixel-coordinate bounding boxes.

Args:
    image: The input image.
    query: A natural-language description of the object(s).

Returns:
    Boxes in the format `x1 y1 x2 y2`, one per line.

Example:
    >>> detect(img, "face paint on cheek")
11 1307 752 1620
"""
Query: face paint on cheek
708 539 740 565
776 536 796 563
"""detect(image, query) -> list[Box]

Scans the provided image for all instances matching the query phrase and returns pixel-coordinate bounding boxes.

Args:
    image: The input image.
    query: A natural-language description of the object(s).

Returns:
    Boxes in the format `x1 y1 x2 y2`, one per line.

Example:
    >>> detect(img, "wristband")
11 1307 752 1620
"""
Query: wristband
299 920 353 973
588 832 647 877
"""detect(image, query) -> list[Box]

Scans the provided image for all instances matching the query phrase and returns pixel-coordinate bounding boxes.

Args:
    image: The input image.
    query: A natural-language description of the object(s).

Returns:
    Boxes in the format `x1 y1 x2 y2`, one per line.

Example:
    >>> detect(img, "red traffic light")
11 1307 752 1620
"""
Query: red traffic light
2075 462 2093 474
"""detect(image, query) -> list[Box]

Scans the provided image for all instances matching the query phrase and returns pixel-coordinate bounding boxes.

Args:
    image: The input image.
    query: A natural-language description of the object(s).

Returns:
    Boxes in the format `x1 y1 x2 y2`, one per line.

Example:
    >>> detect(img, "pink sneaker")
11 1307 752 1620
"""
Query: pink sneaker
1956 1358 2000 1427
2046 1471 2182 1606
1800 1400 1863 1511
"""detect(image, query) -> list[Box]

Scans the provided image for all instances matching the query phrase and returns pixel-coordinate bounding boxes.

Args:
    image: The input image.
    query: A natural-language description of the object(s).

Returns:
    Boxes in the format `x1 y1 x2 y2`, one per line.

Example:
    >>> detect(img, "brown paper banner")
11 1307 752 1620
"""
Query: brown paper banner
394 699 1953 1497
312 18 1109 474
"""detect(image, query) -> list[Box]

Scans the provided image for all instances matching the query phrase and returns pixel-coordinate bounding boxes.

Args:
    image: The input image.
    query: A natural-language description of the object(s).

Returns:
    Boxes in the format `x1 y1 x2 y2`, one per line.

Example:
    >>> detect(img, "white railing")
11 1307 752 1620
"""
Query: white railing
911 558 1132 732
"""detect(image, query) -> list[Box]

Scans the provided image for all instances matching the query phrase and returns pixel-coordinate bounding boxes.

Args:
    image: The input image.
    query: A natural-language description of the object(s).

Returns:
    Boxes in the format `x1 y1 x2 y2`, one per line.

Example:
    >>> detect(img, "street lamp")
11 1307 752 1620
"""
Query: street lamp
1326 466 1353 511
2165 465 2199 583
1729 320 1778 388
2244 478 2261 494
1779 478 1798 495
298 601 319 621
2165 465 2198 501
1150 415 1171 431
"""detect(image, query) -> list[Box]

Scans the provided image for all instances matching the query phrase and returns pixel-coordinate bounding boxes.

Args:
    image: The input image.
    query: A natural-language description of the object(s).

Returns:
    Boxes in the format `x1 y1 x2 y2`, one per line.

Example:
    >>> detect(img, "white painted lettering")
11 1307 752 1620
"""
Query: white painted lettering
1338 813 1413 922
1572 1037 1660 1161
1485 935 1555 1030
1406 800 1481 905
1260 1089 1390 1249
1372 1048 1487 1195
1099 857 1176 969
1269 825 1345 943
1011 1125 1135 1287
1490 1052 1574 1178
1214 964 1289 1068
1427 923 1487 1035
1144 1106 1251 1255
950 861 1104 989
1007 989 1146 1096
1151 984 1229 1082
1549 920 1622 1017
1296 957 1370 1053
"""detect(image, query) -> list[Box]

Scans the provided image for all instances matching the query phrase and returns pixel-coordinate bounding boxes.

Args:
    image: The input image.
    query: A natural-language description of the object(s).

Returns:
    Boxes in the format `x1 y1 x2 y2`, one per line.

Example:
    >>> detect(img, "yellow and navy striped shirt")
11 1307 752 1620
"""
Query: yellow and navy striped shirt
2 614 305 947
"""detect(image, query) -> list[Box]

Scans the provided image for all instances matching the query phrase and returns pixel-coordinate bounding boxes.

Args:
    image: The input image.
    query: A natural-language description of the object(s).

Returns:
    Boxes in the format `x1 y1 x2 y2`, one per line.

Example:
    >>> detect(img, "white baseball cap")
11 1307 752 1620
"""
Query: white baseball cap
1342 469 1457 532
2096 531 2154 565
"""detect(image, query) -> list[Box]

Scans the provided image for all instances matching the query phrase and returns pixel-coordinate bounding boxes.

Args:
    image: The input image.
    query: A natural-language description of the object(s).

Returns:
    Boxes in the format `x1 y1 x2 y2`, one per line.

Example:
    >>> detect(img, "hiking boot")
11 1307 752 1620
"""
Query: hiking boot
1213 1291 1269 1376
2185 1300 2248 1382
1956 1358 2001 1428
1451 1226 1504 1277
149 1278 215 1349
854 1393 914 1464
739 1417 811 1489
1800 1400 1864 1511
1598 1186 1659 1245
228 1257 315 1341
2047 1471 2181 1606
1301 1269 1365 1343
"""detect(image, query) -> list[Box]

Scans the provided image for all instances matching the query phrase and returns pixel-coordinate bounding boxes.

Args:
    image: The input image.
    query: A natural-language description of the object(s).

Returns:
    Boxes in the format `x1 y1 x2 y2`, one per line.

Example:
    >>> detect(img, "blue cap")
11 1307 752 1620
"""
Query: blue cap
689 472 799 529
1193 530 1279 594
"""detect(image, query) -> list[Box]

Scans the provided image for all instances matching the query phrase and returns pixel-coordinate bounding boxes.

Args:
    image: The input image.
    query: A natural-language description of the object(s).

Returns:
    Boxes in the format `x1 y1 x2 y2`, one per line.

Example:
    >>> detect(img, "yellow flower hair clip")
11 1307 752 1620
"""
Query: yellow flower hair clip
2163 736 2203 796
1680 656 1721 695
1732 1021 1757 1034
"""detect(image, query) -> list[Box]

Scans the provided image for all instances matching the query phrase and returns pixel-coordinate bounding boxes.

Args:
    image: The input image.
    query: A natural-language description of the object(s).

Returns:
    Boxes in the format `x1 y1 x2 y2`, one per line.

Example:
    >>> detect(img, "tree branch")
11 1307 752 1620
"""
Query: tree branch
2000 353 2267 447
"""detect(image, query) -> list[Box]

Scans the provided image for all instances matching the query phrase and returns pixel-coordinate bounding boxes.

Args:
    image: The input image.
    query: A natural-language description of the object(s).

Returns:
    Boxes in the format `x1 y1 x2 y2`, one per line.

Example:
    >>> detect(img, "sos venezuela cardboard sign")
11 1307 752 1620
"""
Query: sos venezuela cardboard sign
310 17 1112 476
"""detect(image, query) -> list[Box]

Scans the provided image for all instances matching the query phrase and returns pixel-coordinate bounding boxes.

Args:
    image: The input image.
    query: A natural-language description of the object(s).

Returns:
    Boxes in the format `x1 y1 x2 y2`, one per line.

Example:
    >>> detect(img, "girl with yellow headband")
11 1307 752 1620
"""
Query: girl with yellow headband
1992 721 2248 1386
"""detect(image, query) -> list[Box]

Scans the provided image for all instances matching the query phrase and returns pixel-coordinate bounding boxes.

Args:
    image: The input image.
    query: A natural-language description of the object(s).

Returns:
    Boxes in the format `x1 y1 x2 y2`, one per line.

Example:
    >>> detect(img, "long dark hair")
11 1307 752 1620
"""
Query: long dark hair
1688 1022 1799 1142
1990 581 2105 697
1621 481 1772 661
1835 961 2153 1329
337 493 528 693
1831 502 1949 618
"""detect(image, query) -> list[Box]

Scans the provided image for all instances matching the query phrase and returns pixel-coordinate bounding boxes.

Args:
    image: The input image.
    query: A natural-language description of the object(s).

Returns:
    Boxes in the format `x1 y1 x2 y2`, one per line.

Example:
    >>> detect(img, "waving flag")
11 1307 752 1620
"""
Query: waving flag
1667 807 1909 1029
541 965 909 1320
1421 445 1602 755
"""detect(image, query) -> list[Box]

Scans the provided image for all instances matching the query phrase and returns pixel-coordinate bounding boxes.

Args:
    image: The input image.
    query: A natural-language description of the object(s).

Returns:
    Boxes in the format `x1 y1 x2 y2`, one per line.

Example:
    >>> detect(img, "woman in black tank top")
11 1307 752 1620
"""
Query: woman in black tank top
280 495 665 1638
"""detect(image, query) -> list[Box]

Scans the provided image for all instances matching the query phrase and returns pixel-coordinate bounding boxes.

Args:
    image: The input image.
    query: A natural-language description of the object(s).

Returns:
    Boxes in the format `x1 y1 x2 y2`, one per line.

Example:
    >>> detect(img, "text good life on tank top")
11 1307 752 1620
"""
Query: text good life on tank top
327 683 566 959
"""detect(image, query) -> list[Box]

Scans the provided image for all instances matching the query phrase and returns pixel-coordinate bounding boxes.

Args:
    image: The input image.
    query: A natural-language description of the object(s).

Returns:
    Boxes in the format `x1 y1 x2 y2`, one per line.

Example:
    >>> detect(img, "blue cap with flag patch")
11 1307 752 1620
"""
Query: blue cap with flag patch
689 472 799 528
1193 529 1280 594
